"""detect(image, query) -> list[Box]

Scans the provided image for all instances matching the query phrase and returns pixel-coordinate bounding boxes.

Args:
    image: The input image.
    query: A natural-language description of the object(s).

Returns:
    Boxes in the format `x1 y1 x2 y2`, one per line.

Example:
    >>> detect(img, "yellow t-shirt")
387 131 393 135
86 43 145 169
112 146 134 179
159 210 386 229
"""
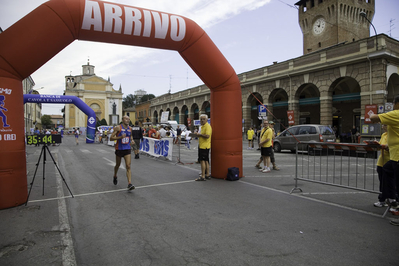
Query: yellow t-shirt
199 123 212 149
379 110 399 161
377 132 389 167
260 127 273 148
247 129 254 140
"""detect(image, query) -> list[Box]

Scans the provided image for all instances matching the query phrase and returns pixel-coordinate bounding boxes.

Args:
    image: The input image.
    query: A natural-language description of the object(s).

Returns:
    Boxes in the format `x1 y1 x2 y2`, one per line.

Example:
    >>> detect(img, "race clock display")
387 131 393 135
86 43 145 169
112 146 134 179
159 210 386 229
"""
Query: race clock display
26 134 62 145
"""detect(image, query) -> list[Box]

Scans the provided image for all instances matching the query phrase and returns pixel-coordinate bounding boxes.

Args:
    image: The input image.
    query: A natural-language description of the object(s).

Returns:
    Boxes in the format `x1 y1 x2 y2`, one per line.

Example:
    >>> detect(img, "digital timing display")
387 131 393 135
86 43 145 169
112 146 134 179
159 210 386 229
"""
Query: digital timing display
26 134 62 145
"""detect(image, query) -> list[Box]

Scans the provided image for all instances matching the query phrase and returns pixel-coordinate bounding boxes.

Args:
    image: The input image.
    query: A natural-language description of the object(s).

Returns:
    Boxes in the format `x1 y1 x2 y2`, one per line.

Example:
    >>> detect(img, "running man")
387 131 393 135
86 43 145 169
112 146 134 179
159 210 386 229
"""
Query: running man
110 116 135 190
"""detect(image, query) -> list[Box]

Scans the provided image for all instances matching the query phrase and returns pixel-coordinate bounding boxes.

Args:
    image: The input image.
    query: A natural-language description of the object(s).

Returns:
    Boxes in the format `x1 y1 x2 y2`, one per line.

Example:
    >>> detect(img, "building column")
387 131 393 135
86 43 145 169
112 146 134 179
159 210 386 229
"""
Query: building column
242 101 251 132
320 95 333 126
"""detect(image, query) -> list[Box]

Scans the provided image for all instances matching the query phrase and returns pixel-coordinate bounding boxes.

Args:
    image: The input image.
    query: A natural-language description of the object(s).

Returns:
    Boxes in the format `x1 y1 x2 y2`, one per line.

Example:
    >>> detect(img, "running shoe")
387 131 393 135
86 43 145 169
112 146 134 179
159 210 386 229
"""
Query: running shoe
113 177 118 185
127 183 135 190
373 201 388 207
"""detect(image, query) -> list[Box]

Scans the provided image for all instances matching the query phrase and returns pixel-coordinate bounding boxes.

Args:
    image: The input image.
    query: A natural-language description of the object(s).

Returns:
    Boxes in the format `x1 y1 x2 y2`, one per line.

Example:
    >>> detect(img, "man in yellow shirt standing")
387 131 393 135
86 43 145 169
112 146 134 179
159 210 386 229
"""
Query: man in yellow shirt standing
195 114 212 181
370 95 399 225
259 120 273 173
247 127 255 149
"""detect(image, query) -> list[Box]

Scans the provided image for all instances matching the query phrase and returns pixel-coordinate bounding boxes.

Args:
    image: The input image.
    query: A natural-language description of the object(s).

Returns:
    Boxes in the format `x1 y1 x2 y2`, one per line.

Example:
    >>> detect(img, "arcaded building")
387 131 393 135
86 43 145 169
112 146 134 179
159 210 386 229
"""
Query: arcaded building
149 0 399 138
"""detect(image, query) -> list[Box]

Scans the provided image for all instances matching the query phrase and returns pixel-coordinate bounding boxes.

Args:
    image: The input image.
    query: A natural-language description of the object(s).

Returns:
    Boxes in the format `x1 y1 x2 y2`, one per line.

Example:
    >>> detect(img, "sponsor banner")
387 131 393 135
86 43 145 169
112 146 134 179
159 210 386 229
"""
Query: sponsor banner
287 110 295 125
140 137 173 160
364 104 377 124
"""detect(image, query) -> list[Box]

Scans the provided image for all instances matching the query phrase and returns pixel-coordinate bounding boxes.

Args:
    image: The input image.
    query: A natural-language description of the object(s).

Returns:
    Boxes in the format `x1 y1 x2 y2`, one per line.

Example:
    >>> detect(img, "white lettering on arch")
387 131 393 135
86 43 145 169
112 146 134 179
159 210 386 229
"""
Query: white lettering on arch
82 0 103 31
103 3 123 34
124 7 142 36
152 12 169 39
142 10 152 37
170 15 186 41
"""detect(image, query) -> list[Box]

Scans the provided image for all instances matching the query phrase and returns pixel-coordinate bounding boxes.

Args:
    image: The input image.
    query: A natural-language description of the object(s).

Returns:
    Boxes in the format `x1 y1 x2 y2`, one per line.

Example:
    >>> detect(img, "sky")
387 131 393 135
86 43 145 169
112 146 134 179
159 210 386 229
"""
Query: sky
1 0 398 115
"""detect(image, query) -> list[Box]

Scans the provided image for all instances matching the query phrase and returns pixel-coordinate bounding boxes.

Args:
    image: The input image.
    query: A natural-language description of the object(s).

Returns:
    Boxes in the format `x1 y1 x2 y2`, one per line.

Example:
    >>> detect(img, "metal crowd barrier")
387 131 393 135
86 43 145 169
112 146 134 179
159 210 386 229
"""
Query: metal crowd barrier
290 141 382 194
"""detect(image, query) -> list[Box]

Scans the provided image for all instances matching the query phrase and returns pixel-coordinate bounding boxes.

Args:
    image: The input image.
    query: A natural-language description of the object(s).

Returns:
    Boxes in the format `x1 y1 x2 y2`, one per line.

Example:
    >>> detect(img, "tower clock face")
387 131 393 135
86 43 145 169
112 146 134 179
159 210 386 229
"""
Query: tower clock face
313 17 326 35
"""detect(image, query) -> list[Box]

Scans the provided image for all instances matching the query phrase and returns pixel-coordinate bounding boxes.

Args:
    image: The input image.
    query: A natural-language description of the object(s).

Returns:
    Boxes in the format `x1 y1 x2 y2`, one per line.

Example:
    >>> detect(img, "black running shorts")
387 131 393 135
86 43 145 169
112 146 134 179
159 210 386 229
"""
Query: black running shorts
115 149 131 157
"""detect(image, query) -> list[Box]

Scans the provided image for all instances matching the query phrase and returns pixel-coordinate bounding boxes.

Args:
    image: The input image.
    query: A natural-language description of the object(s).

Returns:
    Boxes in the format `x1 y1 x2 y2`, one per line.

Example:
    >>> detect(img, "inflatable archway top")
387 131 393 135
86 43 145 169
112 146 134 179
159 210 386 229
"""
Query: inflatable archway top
0 0 242 209
23 94 97 143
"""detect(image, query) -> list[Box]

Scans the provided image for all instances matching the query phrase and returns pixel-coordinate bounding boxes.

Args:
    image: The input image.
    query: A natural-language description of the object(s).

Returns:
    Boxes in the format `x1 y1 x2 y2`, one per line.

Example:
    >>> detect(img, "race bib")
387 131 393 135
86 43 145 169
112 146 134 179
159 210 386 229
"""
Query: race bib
122 137 129 144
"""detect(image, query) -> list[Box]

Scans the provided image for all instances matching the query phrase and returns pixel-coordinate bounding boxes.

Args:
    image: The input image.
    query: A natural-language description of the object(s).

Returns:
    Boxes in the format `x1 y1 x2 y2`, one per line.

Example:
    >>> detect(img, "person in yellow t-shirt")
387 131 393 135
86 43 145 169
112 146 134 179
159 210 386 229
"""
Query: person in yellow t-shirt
247 127 255 150
373 124 389 207
259 120 273 173
195 114 212 181
370 96 399 219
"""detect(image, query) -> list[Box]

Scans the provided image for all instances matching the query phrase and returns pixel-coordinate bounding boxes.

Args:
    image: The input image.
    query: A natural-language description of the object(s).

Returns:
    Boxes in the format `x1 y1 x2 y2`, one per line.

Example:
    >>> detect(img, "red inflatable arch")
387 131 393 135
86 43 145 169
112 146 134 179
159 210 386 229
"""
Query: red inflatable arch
0 0 242 209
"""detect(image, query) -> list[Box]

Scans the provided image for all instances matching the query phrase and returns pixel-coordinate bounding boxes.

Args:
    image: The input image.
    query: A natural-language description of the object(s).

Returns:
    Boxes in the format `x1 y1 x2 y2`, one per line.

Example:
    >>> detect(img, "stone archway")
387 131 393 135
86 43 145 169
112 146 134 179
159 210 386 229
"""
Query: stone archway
330 77 361 140
269 88 289 132
295 84 321 125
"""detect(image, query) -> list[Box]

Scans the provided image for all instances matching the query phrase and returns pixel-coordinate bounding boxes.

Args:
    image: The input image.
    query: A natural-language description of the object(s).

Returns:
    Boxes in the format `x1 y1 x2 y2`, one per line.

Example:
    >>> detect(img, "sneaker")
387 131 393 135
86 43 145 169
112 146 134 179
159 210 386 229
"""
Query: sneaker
262 168 271 173
255 165 262 169
273 166 280 171
390 219 399 226
113 177 118 185
373 201 388 207
390 208 399 215
127 183 135 190
205 176 211 180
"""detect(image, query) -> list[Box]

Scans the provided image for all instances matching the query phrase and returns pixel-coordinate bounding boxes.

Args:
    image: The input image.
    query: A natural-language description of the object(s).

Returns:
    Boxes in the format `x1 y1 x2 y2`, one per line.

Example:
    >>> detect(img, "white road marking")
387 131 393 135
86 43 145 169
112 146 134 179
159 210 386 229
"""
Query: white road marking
239 180 382 218
54 152 77 266
27 180 195 203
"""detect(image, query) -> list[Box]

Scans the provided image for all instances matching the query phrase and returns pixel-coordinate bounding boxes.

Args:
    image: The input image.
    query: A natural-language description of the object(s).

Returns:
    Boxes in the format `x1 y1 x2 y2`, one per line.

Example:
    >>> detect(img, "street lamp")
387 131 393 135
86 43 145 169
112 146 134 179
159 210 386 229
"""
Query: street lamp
360 11 378 50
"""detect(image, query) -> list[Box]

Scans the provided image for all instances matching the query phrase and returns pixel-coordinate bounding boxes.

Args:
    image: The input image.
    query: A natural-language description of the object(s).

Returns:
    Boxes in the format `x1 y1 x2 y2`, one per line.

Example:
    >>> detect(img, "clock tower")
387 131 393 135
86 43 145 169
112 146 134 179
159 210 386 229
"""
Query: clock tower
295 0 375 54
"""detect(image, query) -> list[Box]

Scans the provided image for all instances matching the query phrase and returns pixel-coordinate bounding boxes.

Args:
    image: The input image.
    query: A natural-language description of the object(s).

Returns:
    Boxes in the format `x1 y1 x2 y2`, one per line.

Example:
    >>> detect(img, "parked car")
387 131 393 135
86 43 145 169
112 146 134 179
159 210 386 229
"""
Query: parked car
273 124 336 153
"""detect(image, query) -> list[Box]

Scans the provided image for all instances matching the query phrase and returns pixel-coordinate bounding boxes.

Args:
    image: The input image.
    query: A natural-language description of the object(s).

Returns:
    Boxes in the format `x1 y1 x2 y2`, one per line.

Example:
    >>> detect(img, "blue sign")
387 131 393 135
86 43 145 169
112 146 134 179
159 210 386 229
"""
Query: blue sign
258 105 267 117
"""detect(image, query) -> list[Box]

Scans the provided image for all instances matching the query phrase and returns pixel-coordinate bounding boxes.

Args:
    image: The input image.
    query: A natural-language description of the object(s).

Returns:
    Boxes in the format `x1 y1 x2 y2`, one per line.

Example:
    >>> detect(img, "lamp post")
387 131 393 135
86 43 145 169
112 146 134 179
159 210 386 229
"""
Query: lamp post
360 11 378 51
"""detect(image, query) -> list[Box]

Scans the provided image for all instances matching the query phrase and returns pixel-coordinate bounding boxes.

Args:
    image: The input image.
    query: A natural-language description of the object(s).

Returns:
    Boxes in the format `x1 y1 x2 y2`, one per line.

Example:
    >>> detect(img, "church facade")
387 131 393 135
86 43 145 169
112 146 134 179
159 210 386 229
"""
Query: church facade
64 62 123 130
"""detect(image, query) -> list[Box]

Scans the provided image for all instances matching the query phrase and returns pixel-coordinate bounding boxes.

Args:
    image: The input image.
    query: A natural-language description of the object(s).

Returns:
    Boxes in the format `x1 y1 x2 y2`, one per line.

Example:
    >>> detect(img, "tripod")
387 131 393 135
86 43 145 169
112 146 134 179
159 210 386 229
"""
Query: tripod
26 144 74 205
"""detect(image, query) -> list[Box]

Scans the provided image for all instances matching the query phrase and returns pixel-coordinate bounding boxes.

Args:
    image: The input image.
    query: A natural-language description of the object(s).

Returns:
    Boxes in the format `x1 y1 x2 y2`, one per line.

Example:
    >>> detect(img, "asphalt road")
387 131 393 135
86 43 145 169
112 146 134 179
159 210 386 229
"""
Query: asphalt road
1 135 398 266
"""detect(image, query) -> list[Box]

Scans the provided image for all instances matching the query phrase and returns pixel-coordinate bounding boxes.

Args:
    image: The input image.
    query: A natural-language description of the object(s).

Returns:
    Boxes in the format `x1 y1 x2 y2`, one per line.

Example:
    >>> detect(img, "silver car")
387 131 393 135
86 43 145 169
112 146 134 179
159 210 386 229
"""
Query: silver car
273 124 336 153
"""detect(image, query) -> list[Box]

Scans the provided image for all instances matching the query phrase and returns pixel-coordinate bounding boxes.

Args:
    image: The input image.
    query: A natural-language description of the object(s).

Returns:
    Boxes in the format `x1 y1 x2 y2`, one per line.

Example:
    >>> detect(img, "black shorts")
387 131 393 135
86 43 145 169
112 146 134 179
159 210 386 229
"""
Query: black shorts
199 148 210 162
115 149 131 157
261 147 272 157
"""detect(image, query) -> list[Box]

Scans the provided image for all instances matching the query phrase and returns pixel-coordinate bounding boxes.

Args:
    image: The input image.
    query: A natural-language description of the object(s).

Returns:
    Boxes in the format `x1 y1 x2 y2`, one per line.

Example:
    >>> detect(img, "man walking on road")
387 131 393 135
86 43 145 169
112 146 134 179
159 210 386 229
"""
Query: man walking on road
131 121 143 159
110 116 135 190
195 114 212 181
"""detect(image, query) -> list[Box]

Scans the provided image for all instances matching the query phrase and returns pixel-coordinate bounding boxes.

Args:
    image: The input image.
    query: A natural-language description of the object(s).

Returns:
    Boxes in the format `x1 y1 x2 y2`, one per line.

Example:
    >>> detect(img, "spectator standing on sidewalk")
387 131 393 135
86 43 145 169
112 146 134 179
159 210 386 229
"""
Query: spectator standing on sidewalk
259 120 273 173
247 127 255 149
373 124 389 207
370 95 399 220
195 114 212 181
269 121 280 170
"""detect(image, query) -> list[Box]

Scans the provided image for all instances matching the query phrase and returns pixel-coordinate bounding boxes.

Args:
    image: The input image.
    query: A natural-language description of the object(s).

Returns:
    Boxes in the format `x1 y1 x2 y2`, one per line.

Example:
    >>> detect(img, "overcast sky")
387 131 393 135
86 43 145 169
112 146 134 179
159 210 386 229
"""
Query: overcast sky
1 0 398 115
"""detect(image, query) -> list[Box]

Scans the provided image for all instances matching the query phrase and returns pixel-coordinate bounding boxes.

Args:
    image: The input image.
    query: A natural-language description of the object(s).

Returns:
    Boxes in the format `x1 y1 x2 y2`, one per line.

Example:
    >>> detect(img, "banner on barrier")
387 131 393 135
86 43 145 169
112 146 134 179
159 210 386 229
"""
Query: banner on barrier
140 137 173 160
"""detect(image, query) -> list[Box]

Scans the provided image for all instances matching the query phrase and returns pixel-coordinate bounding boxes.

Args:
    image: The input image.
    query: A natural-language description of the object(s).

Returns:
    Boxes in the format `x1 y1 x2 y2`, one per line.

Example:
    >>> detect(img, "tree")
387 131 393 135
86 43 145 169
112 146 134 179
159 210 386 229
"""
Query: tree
100 118 108 125
140 94 155 103
123 94 136 108
41 115 52 128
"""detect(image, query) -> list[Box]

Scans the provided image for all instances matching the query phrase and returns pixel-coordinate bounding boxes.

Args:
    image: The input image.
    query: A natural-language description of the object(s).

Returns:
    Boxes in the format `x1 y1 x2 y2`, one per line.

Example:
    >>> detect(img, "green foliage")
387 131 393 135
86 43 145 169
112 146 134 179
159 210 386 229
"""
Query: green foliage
100 118 108 125
41 115 52 127
140 94 155 103
123 94 136 108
